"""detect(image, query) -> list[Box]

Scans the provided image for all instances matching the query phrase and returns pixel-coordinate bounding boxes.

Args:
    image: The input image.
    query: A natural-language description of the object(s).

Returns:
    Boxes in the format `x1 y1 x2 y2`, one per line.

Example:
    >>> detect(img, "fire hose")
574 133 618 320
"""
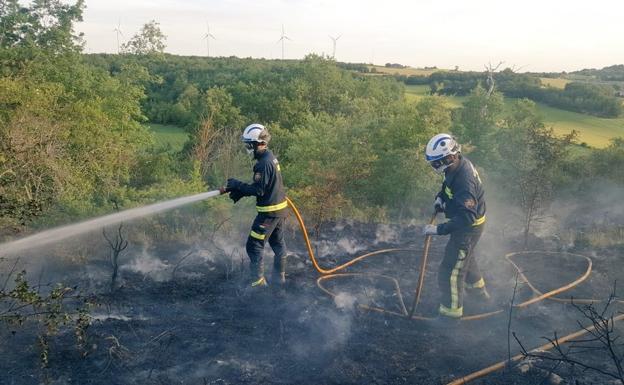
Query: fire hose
285 197 624 384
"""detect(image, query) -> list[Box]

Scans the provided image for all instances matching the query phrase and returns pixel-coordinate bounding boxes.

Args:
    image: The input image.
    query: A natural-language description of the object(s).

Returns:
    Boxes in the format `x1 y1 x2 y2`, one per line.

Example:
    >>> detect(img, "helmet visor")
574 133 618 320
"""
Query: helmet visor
429 155 453 173
243 141 254 154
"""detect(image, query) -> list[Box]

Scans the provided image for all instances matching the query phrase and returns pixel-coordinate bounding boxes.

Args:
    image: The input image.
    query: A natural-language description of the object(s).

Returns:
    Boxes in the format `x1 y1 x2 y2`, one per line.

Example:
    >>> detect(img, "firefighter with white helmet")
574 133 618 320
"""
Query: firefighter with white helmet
423 133 489 319
220 123 288 289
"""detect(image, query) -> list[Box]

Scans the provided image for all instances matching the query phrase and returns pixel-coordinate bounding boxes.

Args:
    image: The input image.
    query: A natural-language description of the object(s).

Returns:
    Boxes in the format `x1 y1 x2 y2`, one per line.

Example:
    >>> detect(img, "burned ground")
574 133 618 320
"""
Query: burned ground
1 221 623 385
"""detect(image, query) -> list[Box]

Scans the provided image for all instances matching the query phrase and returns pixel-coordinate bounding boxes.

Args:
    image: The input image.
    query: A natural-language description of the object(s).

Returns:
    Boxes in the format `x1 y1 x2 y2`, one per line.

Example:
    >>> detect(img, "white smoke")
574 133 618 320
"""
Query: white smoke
334 291 357 310
374 224 399 244
122 247 171 282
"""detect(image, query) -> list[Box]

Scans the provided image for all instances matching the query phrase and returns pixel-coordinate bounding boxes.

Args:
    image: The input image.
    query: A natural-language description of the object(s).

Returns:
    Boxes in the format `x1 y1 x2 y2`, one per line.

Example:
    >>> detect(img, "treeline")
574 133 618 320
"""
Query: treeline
396 69 623 118
2 1 624 241
573 64 624 82
84 54 404 130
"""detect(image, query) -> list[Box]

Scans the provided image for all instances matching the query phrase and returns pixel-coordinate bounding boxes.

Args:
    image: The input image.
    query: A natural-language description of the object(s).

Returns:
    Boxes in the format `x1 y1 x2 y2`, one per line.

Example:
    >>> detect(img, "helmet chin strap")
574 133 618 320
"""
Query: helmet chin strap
433 163 450 174
244 142 266 156
431 155 457 174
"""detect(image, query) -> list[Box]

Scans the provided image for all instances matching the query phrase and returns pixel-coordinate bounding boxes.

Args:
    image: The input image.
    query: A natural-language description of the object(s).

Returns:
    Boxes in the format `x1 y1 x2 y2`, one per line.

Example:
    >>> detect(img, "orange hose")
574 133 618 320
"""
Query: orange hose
285 197 623 383
407 212 437 318
447 313 624 385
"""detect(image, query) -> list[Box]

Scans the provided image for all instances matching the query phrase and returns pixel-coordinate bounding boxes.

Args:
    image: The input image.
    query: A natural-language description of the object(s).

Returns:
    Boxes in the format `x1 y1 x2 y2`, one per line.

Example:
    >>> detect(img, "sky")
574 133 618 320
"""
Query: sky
77 0 624 72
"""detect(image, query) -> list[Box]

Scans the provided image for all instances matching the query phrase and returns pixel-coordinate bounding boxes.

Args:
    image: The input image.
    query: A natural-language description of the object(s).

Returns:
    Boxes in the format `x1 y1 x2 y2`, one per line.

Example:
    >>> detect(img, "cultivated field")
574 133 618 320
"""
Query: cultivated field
539 77 570 89
404 85 624 147
369 65 443 76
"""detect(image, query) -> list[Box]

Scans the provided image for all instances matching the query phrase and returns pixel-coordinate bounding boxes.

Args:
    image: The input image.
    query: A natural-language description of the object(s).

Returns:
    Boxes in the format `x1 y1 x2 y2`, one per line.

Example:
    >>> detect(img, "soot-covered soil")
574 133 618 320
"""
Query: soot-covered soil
1 222 623 385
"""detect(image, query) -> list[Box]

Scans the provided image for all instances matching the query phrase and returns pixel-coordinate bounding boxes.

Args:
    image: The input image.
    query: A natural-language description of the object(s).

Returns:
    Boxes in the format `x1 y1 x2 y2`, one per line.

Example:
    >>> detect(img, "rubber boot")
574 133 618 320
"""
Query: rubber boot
273 270 286 285
273 254 287 280
477 287 491 301
250 276 268 288
249 261 267 289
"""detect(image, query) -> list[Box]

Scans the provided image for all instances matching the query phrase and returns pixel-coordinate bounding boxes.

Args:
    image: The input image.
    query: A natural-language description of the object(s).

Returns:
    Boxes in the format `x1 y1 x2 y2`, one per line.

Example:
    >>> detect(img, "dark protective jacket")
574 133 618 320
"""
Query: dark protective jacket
436 156 486 235
237 149 288 217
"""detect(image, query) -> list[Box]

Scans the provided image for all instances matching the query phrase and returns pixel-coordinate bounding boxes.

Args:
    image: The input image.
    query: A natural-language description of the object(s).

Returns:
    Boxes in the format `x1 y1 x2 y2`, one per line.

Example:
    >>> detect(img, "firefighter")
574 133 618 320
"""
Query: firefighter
220 123 288 289
422 133 489 319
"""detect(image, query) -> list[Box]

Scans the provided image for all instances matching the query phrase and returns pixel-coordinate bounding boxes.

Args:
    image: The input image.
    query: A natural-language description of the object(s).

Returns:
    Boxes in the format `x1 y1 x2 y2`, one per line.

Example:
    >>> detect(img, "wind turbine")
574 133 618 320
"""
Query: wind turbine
277 24 291 60
203 22 216 57
113 19 124 54
329 34 341 59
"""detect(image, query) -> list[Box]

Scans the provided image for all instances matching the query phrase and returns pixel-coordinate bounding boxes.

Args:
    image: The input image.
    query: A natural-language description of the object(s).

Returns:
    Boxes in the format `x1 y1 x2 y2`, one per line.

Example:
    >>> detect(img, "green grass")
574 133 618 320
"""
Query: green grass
146 123 189 152
404 85 624 148
534 104 624 147
369 66 443 77
404 85 466 108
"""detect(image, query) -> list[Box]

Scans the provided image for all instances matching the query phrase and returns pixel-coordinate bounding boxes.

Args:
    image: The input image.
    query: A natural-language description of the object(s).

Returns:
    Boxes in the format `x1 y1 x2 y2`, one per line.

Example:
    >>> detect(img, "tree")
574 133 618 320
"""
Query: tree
122 20 166 55
493 99 576 247
453 84 504 164
0 2 150 229
0 0 85 55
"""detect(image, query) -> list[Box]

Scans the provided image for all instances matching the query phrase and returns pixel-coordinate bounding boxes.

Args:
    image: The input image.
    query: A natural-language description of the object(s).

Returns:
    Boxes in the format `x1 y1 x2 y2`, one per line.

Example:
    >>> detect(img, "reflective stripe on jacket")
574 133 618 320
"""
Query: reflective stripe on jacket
436 156 486 235
237 149 287 217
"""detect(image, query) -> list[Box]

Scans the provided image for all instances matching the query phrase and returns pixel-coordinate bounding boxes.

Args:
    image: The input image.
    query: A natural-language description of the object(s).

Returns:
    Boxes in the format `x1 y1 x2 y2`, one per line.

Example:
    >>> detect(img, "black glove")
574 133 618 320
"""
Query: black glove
229 190 244 203
226 178 242 192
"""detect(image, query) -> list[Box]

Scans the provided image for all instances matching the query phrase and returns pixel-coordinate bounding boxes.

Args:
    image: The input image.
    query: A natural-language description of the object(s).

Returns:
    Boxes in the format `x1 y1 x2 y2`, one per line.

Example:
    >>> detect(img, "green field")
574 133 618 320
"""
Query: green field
535 104 624 147
404 85 624 147
146 123 189 152
369 65 442 77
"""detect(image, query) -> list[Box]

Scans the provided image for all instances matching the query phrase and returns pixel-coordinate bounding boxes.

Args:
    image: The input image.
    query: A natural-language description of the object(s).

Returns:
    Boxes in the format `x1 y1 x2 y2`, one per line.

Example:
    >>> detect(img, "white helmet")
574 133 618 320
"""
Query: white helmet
241 123 271 154
425 133 461 173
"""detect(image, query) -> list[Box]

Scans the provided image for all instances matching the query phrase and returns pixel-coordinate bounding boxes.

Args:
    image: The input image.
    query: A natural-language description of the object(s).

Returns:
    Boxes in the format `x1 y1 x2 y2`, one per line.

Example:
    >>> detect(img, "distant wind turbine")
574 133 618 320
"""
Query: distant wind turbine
113 19 124 54
203 23 216 57
329 34 341 59
277 24 291 60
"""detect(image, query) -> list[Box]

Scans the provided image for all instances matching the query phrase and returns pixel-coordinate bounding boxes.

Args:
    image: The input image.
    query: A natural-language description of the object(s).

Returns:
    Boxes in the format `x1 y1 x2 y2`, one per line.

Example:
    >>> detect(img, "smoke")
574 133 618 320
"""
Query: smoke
122 247 172 282
334 291 357 310
374 224 400 244
315 237 366 257
290 303 354 357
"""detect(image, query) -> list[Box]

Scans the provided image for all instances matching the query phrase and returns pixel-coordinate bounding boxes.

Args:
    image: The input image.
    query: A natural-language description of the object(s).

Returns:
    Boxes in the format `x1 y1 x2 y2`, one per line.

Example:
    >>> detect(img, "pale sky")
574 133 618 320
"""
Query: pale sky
77 0 624 72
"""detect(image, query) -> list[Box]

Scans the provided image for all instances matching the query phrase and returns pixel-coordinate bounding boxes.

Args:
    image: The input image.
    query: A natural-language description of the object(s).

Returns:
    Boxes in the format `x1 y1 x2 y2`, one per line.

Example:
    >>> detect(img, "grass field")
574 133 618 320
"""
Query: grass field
535 104 624 147
540 77 570 89
146 123 189 152
369 65 442 77
404 85 624 147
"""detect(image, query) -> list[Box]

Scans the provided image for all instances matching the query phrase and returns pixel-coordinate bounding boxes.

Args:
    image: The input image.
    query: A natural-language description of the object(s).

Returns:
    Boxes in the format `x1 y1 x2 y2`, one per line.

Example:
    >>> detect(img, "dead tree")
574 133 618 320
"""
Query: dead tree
103 224 128 293
514 286 624 384
484 61 503 98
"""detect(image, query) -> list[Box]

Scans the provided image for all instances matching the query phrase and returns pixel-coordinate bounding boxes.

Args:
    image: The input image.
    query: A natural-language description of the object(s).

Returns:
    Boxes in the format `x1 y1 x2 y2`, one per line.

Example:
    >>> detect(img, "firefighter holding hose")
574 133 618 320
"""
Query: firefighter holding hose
219 124 288 289
422 133 489 320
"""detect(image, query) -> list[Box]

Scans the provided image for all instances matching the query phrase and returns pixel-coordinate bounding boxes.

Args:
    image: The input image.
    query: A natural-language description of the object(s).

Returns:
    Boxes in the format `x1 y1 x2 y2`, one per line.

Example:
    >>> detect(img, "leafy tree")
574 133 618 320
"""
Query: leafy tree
0 0 84 54
0 1 151 229
453 84 504 163
493 99 576 246
367 97 451 218
122 20 166 55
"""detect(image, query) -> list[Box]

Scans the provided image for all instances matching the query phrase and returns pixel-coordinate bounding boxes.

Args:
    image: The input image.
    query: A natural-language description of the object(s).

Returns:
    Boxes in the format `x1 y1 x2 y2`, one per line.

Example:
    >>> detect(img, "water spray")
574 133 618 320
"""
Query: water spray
0 190 222 257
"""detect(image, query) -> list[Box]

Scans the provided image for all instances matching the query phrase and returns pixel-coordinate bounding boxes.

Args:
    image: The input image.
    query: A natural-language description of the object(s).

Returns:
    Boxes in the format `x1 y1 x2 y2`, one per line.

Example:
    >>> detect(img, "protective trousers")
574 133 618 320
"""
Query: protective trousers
437 225 485 318
246 214 287 281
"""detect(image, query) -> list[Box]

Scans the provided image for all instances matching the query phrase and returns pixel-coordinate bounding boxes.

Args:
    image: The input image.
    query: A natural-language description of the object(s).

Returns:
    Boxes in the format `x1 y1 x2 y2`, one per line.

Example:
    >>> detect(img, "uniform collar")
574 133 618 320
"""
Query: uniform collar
444 155 465 185
254 148 270 160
